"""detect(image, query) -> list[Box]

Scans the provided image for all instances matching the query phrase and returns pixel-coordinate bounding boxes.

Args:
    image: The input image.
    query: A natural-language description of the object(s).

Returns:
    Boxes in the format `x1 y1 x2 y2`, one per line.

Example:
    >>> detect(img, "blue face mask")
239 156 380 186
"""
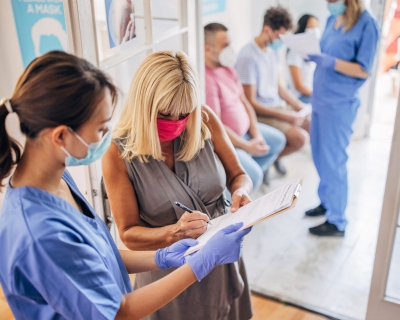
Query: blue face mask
327 0 347 16
61 124 112 166
270 39 283 51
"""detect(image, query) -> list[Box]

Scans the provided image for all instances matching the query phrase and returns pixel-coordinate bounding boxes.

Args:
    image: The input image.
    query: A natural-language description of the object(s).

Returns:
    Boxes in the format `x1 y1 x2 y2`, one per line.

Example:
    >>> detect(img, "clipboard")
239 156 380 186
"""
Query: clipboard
240 179 302 230
185 179 303 256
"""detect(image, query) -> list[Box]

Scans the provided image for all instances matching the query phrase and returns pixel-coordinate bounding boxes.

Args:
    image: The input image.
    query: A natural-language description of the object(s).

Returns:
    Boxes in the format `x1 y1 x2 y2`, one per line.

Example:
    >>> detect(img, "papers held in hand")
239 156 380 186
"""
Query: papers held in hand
279 32 320 59
185 179 302 256
297 104 312 118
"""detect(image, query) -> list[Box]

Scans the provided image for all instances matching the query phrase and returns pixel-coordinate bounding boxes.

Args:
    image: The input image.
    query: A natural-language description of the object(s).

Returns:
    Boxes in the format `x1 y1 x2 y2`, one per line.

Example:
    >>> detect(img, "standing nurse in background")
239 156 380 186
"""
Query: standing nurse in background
287 14 320 104
306 0 379 236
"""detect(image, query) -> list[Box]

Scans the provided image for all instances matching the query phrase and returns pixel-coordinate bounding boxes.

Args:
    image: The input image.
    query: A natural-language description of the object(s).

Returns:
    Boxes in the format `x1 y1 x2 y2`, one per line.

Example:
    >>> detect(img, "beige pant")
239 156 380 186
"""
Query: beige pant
257 105 293 134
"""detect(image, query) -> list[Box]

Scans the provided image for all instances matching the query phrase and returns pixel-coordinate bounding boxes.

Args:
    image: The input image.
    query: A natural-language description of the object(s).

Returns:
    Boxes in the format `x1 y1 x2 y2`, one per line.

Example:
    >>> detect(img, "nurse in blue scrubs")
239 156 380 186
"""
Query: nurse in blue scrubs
0 51 250 319
305 0 379 236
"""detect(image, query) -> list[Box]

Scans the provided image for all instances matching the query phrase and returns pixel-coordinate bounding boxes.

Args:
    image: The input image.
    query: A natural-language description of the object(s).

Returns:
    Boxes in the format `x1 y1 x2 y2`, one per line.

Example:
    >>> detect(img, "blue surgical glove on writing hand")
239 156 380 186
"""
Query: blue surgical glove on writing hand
155 238 199 269
308 53 337 69
185 222 252 281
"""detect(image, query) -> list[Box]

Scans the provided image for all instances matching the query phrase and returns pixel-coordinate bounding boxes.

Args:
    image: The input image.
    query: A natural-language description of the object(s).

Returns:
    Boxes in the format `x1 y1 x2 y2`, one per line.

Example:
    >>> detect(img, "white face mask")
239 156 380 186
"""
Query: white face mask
218 46 236 67
305 27 322 40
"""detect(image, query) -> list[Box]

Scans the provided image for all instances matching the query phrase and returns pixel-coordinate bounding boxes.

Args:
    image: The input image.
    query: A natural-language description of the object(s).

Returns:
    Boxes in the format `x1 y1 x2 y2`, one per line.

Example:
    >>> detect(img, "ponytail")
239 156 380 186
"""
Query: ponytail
0 99 22 188
0 50 118 189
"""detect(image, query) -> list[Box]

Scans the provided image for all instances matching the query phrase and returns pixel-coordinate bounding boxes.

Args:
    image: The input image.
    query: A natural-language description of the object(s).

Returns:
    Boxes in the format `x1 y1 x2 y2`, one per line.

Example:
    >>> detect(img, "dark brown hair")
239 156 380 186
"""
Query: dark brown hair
0 51 118 187
295 14 318 34
263 6 293 31
204 23 228 45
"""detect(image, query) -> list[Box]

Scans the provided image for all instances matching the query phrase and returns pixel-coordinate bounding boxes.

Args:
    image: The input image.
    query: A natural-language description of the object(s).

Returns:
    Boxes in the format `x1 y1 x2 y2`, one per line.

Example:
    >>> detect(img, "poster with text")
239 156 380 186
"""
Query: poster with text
11 0 69 68
203 0 226 16
105 0 137 49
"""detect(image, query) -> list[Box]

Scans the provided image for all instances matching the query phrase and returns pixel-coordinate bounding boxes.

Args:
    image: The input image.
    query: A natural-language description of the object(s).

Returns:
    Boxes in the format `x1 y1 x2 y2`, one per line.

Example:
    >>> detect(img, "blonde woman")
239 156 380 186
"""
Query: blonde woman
306 0 379 236
102 51 253 320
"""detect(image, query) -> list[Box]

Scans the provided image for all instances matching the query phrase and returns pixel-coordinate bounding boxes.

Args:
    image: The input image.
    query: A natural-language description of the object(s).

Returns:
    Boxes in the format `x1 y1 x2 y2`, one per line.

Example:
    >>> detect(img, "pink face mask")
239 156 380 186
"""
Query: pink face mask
157 116 189 142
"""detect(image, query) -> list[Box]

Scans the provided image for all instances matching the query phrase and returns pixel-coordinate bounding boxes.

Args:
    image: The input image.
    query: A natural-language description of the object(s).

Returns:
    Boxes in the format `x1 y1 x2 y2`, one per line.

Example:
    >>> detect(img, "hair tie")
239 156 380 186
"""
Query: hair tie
0 98 14 114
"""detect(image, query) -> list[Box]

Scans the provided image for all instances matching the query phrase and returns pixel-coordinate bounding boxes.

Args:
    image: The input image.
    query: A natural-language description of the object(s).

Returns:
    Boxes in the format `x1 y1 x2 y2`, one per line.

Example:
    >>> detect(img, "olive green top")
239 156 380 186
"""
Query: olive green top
114 137 252 320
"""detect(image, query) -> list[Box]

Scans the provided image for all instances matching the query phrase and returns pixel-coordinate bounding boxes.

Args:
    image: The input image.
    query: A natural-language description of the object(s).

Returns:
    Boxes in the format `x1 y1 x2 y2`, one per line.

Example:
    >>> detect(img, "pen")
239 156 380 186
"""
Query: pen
174 201 213 225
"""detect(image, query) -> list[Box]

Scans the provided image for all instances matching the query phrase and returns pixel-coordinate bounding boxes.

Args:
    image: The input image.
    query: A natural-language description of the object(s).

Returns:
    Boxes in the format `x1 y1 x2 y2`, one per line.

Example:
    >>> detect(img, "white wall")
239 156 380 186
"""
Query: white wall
203 0 253 53
0 1 24 98
202 0 283 52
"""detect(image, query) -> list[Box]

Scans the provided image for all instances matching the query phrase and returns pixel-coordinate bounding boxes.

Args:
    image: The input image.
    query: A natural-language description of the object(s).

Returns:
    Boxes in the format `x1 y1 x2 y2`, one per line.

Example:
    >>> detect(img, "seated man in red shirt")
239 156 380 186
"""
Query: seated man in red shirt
204 23 286 190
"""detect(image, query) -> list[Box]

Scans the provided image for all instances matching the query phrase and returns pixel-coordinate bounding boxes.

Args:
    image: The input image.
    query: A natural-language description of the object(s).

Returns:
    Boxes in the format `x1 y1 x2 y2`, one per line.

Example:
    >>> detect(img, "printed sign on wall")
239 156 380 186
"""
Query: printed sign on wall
11 0 69 67
104 0 138 49
203 0 226 16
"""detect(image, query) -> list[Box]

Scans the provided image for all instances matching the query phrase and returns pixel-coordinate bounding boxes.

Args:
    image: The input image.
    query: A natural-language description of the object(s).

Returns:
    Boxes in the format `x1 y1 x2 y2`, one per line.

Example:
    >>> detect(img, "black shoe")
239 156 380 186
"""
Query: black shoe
273 160 287 176
305 204 327 217
263 169 270 186
309 221 345 237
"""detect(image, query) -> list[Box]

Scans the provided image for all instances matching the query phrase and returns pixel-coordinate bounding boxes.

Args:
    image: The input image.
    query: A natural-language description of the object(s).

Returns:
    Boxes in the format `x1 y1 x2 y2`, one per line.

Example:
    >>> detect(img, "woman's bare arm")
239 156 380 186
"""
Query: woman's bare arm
115 264 196 320
202 106 252 195
119 250 159 273
289 65 312 96
335 59 369 79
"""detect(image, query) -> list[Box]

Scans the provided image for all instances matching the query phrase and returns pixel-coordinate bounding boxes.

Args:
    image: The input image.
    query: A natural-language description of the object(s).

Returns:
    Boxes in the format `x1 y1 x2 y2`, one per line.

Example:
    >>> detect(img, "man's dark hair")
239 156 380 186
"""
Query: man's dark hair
263 6 293 31
204 23 228 45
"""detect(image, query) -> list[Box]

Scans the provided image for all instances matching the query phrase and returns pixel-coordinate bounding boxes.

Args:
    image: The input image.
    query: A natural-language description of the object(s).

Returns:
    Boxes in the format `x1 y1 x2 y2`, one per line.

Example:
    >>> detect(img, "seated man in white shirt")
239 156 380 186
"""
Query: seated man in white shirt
235 6 310 175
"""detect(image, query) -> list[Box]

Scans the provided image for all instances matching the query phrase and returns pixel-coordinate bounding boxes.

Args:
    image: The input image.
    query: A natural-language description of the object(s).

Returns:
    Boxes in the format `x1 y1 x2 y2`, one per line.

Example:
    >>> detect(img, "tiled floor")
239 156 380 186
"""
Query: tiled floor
243 74 398 320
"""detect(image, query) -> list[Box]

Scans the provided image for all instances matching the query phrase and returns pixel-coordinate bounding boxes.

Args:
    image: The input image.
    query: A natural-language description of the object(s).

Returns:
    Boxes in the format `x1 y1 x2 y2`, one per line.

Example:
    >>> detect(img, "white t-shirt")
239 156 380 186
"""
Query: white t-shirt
286 49 316 98
235 41 281 107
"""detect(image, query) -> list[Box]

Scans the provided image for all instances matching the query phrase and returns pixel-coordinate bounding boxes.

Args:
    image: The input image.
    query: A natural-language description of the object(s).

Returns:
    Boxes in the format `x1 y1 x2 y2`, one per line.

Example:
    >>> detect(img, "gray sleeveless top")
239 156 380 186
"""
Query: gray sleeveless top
114 137 252 320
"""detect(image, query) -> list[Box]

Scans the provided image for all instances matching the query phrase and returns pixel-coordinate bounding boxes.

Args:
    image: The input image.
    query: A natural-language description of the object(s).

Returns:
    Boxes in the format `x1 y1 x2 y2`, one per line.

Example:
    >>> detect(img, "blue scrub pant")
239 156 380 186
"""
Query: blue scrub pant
310 108 358 231
236 123 286 192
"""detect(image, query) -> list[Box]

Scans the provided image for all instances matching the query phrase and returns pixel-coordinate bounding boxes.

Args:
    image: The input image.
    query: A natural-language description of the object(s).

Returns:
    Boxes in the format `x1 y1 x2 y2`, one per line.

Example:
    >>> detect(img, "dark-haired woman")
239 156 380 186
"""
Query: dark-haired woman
287 14 320 104
0 51 250 320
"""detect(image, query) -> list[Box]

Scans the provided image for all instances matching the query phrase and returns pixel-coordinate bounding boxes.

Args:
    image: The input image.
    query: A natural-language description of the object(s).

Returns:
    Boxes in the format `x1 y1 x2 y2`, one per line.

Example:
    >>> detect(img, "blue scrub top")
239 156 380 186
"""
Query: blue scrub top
0 170 132 320
313 10 379 113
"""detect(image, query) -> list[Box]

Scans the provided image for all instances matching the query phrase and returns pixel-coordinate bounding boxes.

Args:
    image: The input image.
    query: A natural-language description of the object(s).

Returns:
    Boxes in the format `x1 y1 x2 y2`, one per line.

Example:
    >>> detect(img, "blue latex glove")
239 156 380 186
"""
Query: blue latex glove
155 238 199 269
185 222 252 281
308 53 337 69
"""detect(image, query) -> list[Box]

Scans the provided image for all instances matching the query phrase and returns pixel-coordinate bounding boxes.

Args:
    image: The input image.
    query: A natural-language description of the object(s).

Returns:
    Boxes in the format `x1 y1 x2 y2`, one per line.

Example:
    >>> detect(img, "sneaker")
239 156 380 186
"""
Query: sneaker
305 204 327 217
309 221 345 237
273 160 287 176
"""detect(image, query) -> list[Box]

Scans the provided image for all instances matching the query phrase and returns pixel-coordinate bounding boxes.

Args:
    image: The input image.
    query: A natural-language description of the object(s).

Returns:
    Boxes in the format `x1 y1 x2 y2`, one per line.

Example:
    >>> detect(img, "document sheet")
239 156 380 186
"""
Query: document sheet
280 32 320 59
185 179 301 255
297 104 312 118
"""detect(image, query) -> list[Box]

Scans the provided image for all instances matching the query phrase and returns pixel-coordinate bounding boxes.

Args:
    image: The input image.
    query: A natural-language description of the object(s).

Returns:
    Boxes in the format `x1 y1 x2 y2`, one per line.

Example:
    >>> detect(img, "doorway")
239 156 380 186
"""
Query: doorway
240 0 400 319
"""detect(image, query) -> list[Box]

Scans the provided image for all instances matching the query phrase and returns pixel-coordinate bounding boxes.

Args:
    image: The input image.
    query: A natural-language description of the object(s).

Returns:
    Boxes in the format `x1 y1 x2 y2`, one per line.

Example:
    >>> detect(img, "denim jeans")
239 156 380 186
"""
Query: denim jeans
299 95 311 104
235 123 286 192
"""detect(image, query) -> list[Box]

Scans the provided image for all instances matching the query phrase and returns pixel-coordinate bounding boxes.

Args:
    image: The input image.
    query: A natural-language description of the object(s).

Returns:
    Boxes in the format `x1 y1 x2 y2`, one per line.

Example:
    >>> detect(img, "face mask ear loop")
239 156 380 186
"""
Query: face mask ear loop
68 127 89 147
61 146 72 157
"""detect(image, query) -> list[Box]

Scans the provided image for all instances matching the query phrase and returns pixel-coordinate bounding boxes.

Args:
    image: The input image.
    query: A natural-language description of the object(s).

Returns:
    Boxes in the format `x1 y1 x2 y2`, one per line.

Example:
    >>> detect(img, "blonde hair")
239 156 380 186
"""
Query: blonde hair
113 51 211 162
343 0 364 32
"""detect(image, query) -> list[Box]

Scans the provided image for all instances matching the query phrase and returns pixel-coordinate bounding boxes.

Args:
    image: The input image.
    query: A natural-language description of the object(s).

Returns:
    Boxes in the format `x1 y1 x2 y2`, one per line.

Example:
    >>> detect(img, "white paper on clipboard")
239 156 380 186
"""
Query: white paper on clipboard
185 179 302 256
